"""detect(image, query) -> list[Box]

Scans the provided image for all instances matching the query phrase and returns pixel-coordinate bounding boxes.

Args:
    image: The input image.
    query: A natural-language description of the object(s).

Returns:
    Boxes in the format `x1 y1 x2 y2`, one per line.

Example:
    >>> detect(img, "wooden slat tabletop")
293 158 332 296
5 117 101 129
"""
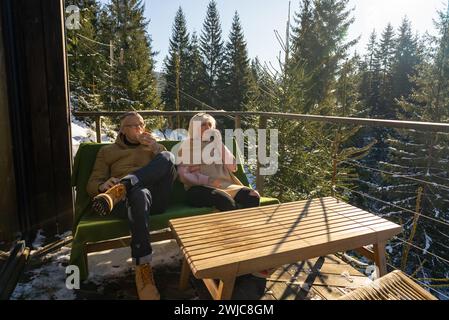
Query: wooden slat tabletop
169 197 402 279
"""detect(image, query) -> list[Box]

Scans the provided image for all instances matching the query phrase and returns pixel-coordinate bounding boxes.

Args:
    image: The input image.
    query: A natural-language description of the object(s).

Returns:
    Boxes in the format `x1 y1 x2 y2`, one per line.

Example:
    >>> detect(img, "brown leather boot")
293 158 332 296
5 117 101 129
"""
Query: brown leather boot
135 263 160 300
92 183 127 216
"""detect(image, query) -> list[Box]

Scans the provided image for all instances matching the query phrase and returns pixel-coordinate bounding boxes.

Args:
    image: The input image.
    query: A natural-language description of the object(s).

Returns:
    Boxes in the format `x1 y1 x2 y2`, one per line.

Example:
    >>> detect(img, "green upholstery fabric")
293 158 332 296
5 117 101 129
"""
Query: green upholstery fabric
69 140 279 280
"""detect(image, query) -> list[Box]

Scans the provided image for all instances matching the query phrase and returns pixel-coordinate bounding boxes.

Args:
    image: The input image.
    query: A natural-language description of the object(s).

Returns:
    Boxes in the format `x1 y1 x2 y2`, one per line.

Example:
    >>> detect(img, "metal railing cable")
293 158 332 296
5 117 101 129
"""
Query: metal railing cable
340 160 449 192
268 149 446 226
392 236 449 265
68 37 115 66
164 81 234 121
75 33 112 47
163 81 260 129
268 179 308 198
335 185 449 228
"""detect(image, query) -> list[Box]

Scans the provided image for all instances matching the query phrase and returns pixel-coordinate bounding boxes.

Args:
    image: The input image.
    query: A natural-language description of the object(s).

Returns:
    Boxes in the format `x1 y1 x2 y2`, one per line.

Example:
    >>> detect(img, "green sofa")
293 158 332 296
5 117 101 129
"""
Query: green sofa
69 140 280 280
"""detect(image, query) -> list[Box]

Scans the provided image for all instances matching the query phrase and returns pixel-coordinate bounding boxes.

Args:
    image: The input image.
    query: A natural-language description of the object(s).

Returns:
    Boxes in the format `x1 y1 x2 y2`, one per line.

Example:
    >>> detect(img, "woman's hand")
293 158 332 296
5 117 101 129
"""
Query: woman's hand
250 189 260 197
209 177 222 188
188 165 201 173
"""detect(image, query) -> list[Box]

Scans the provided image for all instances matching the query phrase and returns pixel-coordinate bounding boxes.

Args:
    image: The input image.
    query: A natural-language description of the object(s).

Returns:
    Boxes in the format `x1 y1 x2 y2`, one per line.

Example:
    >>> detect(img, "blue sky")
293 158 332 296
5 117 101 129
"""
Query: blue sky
104 0 447 71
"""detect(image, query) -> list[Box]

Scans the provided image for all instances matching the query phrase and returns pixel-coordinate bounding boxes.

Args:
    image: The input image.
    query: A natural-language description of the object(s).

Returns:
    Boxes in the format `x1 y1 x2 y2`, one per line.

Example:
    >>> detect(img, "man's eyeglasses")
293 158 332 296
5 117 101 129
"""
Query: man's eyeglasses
124 123 145 129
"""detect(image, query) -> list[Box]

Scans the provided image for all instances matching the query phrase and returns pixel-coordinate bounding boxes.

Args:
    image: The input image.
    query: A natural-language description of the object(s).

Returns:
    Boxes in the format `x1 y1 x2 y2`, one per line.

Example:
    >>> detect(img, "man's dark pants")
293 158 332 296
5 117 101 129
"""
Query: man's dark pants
111 151 177 264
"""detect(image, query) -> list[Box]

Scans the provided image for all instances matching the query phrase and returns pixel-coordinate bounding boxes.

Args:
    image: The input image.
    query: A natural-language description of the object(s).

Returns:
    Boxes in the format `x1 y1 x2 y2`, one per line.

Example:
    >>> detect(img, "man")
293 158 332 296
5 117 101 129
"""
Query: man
86 111 177 300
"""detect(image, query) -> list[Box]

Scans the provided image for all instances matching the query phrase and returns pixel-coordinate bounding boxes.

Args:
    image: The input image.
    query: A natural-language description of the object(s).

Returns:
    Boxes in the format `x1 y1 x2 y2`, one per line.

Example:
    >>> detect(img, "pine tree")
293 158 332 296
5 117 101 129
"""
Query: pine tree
291 0 358 113
331 56 376 199
220 11 251 115
100 0 160 111
359 31 381 118
345 29 392 219
184 32 208 108
200 0 225 107
392 17 422 106
245 58 277 113
66 0 105 113
376 23 396 119
291 0 314 57
334 57 362 117
248 2 370 203
290 0 318 113
162 7 191 111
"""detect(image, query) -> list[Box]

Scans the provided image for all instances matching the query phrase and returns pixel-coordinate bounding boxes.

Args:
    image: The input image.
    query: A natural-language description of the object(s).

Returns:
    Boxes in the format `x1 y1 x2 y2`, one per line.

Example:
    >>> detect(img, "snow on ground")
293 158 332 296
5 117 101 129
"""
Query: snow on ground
365 264 379 281
153 128 187 141
11 239 182 300
87 239 182 286
55 231 73 240
31 229 46 251
423 232 433 255
71 118 96 155
71 116 116 156
11 245 75 300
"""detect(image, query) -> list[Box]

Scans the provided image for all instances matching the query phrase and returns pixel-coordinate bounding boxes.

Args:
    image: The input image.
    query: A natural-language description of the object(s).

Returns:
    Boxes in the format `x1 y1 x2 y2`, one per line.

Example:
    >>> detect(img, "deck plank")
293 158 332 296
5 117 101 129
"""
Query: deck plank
171 197 339 225
261 255 370 300
188 225 380 268
171 198 358 230
175 209 377 242
181 215 386 253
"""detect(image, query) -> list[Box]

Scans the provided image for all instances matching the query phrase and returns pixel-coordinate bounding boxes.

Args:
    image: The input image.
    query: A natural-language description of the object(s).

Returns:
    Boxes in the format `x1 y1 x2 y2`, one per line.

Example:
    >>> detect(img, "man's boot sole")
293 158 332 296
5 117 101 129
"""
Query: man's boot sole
92 194 113 216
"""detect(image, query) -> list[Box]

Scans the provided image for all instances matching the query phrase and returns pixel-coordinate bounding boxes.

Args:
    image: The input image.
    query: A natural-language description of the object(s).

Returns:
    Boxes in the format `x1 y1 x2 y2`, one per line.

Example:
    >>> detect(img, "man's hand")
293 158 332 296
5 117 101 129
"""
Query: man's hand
138 132 156 147
99 177 120 192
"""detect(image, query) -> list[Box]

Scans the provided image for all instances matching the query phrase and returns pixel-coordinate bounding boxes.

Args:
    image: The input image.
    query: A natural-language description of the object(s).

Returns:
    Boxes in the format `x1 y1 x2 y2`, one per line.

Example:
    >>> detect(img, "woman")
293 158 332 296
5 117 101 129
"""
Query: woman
177 113 260 211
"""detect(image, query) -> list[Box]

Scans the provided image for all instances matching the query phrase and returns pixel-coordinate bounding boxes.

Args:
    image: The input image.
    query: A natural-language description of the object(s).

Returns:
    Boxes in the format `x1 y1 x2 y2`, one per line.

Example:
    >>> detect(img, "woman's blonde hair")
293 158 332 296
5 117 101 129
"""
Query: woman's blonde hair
187 113 216 139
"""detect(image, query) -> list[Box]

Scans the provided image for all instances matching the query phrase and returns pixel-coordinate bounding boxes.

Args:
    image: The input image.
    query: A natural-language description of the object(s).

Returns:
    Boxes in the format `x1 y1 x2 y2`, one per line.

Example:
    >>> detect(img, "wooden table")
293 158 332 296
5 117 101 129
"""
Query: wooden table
169 197 402 300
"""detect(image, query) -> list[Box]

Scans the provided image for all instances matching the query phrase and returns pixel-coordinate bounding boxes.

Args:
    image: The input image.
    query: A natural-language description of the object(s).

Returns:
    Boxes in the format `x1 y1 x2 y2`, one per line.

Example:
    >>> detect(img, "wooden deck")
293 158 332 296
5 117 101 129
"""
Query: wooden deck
189 254 371 300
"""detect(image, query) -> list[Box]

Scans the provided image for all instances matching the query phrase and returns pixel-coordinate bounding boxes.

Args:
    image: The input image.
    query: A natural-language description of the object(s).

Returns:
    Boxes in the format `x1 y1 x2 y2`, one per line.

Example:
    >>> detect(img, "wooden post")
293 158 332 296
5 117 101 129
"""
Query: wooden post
179 258 191 291
331 129 341 197
234 115 241 130
174 53 181 129
401 186 424 270
95 116 102 143
217 276 236 300
109 40 113 107
373 241 387 277
256 116 267 195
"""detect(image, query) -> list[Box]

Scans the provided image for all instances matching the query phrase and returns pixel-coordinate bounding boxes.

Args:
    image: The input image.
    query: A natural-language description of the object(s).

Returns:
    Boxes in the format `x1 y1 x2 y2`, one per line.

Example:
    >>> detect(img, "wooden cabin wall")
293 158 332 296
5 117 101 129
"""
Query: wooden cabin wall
0 10 19 242
0 0 74 241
